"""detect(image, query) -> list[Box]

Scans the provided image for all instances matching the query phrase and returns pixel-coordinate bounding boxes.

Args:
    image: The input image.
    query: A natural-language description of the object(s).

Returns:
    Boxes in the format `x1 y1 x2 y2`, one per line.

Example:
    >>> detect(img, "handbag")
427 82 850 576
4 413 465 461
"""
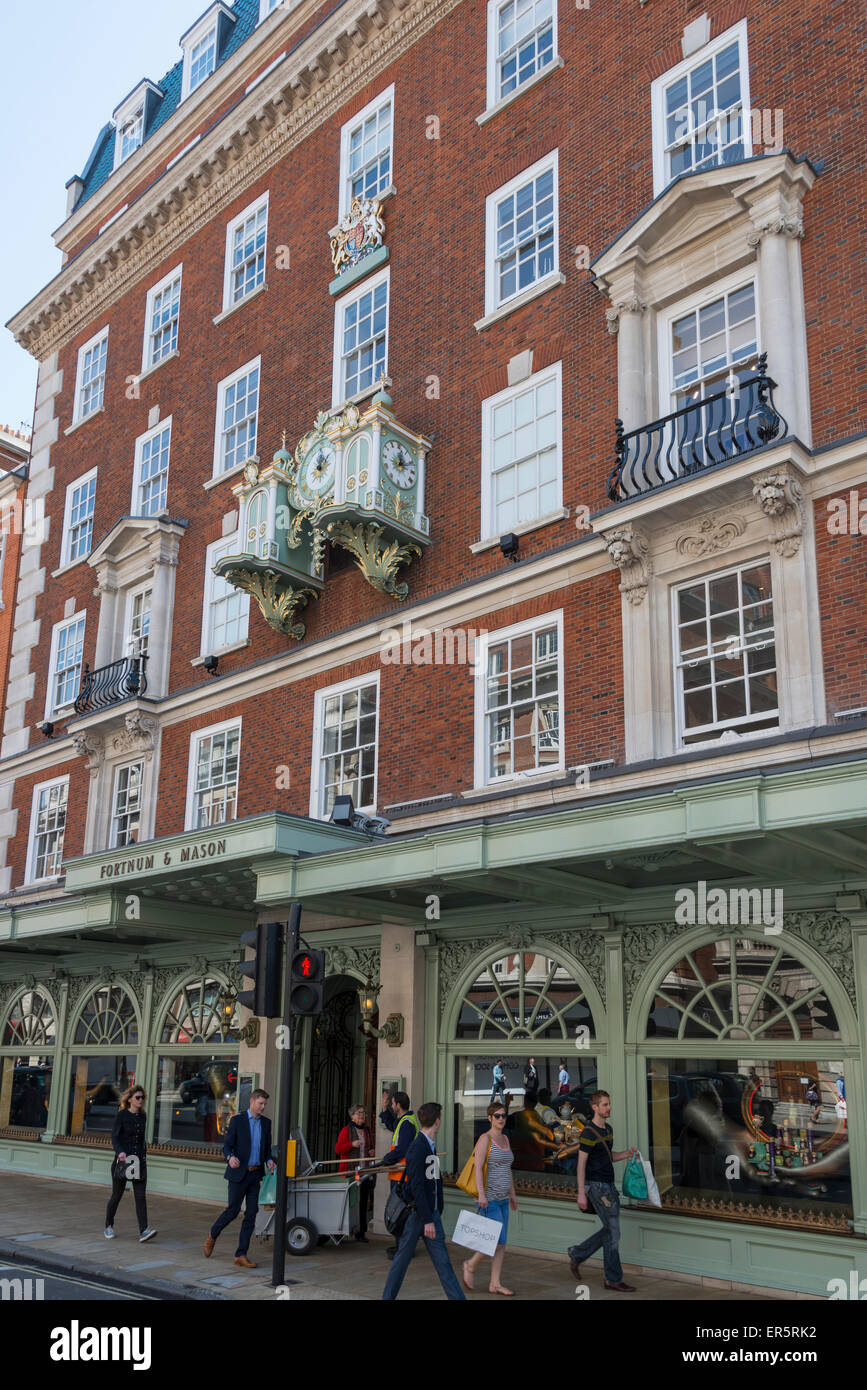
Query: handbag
622 1152 648 1200
384 1173 415 1238
456 1135 492 1198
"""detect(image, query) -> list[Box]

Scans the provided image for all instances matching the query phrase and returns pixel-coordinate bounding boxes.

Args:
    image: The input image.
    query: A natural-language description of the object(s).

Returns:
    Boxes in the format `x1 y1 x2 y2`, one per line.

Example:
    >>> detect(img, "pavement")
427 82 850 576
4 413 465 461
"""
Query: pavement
0 1172 807 1302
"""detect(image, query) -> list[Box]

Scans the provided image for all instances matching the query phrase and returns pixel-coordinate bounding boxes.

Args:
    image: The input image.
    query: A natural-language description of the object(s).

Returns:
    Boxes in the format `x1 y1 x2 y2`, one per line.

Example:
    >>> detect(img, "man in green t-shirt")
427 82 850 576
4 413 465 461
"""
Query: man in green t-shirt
566 1090 637 1292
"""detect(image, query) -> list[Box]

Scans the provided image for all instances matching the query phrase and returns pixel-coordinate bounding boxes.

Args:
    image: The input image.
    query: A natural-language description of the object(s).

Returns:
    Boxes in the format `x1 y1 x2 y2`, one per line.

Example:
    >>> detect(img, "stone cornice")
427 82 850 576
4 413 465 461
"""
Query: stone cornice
8 0 460 360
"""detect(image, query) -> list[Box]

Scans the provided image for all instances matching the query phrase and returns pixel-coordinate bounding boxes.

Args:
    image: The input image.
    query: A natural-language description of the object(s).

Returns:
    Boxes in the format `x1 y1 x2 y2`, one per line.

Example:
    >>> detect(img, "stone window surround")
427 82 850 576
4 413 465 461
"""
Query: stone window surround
591 153 816 455
597 459 824 764
72 710 161 855
87 516 185 703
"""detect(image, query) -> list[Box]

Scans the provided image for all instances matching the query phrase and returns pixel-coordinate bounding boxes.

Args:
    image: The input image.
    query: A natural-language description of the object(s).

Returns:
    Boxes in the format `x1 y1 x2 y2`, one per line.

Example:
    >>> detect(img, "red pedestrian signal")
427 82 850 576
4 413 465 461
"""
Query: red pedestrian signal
289 948 325 1016
300 956 311 977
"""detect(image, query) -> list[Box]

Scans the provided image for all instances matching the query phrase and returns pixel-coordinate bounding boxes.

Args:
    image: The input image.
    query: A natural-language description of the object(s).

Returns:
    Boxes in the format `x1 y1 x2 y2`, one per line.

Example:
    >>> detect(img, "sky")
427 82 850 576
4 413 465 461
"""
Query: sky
0 0 210 437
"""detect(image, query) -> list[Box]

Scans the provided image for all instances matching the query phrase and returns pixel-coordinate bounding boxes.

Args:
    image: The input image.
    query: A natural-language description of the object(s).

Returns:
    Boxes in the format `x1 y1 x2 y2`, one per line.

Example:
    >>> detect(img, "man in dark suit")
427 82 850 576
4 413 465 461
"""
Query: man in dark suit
381 1101 465 1300
204 1088 275 1268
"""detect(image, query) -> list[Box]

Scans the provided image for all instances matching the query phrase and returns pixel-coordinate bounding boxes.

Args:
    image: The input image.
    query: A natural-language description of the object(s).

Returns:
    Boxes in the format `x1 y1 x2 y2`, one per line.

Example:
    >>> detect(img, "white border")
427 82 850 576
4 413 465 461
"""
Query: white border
25 774 70 884
331 265 390 410
656 267 760 416
184 714 243 831
481 360 563 539
338 84 395 219
212 356 261 479
141 265 183 373
200 530 250 656
484 0 560 111
44 610 87 720
473 608 565 789
132 416 173 515
650 18 752 198
73 326 109 424
309 669 381 820
221 193 269 314
60 466 98 568
484 149 559 317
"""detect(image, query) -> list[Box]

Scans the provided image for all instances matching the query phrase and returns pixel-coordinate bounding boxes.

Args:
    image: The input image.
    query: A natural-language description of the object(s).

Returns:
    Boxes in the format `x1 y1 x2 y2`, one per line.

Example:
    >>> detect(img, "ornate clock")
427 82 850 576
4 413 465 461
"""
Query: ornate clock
383 440 417 489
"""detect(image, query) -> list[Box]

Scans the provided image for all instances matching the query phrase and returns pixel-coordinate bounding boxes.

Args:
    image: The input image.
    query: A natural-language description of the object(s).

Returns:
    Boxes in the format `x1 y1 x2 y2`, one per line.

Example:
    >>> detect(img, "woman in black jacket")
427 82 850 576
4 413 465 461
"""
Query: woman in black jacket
105 1085 157 1242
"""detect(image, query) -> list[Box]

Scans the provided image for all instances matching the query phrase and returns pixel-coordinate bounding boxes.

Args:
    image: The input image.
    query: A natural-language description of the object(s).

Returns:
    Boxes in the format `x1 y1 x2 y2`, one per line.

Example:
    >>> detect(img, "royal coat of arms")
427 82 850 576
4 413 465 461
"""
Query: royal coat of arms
330 196 386 274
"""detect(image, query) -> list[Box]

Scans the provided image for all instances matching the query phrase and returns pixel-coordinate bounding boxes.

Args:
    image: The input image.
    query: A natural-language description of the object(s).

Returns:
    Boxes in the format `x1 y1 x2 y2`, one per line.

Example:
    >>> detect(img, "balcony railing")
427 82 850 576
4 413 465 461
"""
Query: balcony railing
74 655 148 714
606 355 787 502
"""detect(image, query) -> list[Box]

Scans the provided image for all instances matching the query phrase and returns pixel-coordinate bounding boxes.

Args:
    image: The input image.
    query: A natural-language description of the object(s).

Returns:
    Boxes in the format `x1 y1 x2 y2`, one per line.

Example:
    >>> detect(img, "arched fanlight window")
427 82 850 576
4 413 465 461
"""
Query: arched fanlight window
74 985 138 1045
161 977 238 1044
457 951 594 1041
645 937 841 1042
246 489 268 554
3 989 56 1046
345 434 369 489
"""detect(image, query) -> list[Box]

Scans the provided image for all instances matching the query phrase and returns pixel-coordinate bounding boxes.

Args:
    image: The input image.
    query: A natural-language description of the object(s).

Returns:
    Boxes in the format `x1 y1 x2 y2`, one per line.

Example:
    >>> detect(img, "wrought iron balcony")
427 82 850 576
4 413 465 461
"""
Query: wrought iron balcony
606 354 787 502
74 655 148 714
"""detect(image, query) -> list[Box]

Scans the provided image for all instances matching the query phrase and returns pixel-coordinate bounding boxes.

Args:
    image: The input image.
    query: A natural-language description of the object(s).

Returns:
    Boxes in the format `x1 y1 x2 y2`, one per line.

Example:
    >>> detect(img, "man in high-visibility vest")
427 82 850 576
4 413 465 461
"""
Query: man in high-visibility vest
373 1091 419 1257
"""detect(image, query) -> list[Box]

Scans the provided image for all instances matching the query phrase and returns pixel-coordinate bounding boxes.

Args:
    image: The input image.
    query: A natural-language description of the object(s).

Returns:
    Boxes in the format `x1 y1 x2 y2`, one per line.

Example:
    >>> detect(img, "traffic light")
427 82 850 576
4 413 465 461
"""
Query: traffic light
289 948 325 1016
238 921 282 1018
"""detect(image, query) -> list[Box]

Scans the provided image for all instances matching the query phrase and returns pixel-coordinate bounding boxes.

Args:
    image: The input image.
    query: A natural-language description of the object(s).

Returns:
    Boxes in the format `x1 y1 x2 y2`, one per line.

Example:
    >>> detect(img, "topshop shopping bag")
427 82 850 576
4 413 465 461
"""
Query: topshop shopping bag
638 1150 662 1207
450 1208 502 1257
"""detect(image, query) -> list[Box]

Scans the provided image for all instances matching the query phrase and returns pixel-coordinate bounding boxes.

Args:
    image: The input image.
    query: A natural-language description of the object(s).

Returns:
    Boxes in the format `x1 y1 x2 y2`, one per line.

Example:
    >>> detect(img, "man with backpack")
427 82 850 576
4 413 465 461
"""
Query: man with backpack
567 1089 637 1292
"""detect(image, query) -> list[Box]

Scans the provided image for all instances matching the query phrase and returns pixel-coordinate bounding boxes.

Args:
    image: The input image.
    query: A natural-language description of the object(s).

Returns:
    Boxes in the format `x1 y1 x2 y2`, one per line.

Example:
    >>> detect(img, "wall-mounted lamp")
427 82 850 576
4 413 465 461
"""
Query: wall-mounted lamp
37 722 55 738
203 655 220 676
357 976 404 1047
217 985 260 1046
499 532 520 562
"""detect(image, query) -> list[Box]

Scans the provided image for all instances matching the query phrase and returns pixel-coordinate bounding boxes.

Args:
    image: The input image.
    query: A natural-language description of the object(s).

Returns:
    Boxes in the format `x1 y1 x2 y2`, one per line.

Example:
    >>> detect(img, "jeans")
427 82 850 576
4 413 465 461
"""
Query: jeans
382 1210 466 1300
210 1170 261 1256
568 1181 623 1285
106 1173 148 1234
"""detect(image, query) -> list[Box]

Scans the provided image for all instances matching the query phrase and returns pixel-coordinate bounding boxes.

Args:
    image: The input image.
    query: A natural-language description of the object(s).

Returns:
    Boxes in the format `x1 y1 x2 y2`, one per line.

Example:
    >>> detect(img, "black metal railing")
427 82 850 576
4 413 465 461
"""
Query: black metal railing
606 354 787 502
74 654 148 714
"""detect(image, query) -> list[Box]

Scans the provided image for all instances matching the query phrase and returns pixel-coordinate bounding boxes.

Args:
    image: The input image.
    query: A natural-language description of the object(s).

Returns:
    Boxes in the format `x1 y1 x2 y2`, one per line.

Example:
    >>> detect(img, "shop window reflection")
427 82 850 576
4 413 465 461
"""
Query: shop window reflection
154 1055 239 1148
67 1055 137 1136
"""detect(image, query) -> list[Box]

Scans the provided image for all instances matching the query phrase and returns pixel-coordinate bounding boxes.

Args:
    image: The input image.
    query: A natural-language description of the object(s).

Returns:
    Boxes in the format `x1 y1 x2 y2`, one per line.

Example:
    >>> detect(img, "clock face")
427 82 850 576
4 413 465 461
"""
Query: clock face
301 443 336 499
383 439 417 489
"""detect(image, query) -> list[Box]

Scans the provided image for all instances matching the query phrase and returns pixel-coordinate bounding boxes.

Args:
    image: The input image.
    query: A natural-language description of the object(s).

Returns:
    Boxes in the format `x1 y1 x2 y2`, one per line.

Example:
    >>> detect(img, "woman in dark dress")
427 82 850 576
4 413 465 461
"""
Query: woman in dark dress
105 1085 157 1242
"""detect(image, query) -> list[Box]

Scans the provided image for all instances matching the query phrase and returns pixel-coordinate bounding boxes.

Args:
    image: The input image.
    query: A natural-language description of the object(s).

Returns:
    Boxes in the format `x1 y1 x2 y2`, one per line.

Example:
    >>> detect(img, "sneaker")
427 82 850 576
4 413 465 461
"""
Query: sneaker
104 1227 115 1240
139 1228 157 1243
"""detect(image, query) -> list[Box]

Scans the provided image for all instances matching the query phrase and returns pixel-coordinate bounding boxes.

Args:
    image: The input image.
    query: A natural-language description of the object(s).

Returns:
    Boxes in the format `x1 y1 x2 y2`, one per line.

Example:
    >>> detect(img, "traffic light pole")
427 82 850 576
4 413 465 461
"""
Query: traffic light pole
271 902 301 1290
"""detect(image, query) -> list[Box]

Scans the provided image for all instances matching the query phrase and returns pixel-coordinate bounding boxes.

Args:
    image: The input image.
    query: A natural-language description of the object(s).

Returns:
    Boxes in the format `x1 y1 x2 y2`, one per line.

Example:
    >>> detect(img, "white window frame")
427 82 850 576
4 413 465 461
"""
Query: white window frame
671 557 778 749
181 6 229 101
25 776 70 884
484 150 558 317
132 417 172 518
222 194 269 313
142 265 182 371
61 467 98 567
331 267 389 409
110 761 145 849
485 0 558 110
338 85 395 218
258 0 288 21
201 532 250 655
45 612 87 719
651 19 752 197
73 327 109 423
657 269 760 415
481 361 562 538
114 102 145 168
213 357 261 478
184 717 243 831
124 582 152 659
473 610 565 789
309 672 381 820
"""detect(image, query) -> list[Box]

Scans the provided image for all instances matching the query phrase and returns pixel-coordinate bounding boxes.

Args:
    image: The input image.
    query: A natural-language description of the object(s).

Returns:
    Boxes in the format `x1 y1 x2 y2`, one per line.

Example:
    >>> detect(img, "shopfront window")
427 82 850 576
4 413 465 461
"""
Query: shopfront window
0 990 56 1133
154 1054 240 1148
74 985 138 1045
160 977 237 1043
643 936 851 1232
456 951 593 1040
67 1055 137 1136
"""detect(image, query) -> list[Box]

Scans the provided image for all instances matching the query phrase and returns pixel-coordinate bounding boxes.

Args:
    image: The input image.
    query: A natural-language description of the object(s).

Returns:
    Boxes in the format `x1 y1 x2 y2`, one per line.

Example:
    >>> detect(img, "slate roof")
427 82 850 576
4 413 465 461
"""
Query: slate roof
74 0 262 209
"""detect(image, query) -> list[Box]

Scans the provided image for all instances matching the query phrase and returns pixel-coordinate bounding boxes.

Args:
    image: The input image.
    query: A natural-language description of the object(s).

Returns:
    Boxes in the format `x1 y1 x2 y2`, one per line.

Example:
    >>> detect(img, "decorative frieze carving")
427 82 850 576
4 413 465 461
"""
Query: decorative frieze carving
109 711 159 761
675 514 747 558
751 467 806 557
324 944 381 984
71 730 106 774
746 213 804 246
436 928 606 1016
603 525 652 605
605 295 647 335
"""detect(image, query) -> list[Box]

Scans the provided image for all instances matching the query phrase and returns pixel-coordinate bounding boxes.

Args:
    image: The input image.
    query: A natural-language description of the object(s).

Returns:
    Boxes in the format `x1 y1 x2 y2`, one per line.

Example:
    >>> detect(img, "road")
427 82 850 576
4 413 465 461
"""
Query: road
0 1260 152 1301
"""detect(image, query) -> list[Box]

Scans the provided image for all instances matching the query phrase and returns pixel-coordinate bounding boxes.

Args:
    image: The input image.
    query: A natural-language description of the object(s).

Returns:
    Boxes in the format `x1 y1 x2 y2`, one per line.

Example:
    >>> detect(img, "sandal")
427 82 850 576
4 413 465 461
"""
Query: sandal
488 1284 515 1296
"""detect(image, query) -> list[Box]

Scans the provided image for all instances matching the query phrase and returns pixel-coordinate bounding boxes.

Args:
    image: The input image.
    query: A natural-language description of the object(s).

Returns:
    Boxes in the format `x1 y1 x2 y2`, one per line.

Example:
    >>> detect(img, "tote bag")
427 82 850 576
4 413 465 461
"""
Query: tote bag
456 1136 491 1199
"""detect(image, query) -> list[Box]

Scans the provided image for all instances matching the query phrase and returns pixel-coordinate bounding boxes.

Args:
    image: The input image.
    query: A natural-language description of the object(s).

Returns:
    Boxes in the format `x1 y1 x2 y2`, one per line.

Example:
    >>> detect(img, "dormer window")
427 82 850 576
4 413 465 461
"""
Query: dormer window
112 80 163 170
180 3 236 101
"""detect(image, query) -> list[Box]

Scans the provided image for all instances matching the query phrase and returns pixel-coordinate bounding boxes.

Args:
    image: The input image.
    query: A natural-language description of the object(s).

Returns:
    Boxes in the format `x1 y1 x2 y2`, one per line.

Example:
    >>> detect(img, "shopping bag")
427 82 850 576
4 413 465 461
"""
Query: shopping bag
640 1151 662 1207
622 1152 648 1200
451 1208 502 1256
455 1136 491 1198
258 1169 277 1206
